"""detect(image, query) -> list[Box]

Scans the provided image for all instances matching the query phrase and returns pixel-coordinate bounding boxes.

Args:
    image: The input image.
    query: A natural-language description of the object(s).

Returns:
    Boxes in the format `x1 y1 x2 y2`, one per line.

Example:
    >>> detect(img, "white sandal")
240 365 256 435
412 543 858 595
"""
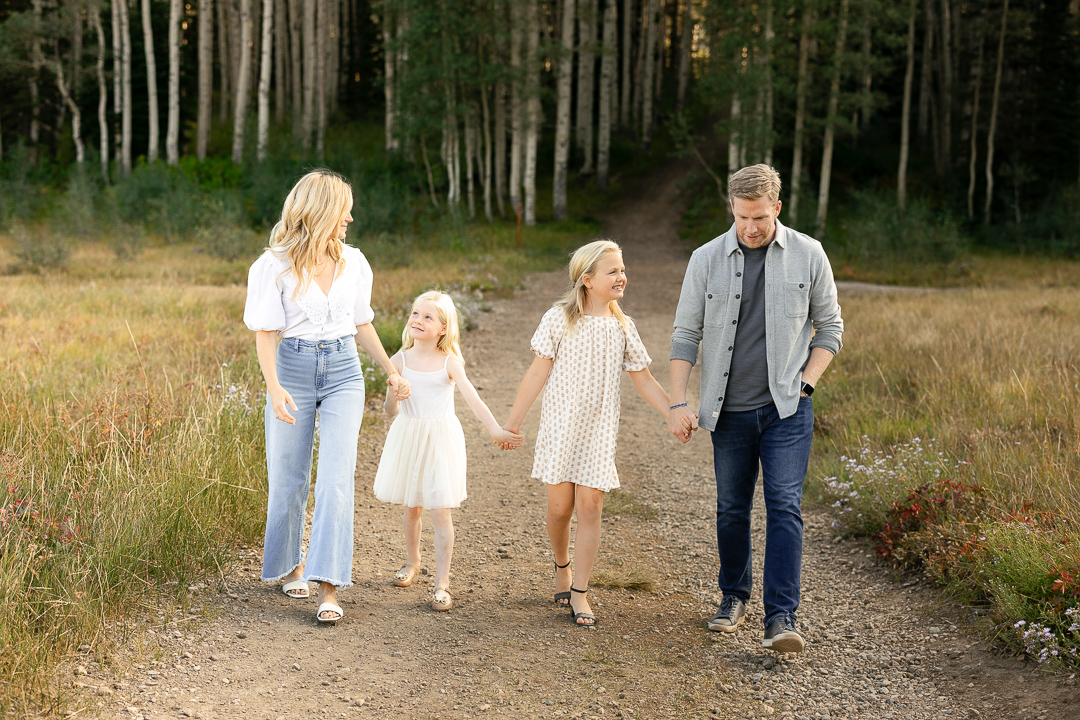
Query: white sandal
281 580 310 599
316 602 343 623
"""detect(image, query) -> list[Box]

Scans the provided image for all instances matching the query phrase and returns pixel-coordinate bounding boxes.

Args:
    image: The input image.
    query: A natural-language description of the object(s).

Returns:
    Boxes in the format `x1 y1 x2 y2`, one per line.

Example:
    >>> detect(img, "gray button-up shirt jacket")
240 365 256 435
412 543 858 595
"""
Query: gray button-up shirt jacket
670 219 844 431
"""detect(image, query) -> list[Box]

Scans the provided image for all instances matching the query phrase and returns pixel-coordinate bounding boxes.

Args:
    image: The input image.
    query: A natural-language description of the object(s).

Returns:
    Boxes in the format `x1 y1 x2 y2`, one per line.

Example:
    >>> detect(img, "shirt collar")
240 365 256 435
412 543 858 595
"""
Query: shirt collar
721 218 789 256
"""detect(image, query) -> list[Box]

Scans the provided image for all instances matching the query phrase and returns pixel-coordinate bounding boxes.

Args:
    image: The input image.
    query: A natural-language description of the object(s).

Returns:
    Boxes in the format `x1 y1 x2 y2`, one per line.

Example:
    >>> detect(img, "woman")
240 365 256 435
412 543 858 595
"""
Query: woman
244 169 410 622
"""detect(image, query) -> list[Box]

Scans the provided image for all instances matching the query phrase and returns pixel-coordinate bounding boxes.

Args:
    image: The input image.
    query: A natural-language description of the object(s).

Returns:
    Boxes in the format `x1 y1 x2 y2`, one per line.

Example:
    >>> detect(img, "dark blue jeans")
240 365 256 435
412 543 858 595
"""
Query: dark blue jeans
710 398 814 627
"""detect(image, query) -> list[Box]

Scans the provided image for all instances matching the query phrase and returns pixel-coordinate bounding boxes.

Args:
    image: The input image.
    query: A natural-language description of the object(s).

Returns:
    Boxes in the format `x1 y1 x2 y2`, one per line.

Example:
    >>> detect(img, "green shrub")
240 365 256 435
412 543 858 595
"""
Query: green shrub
834 190 971 267
8 221 70 272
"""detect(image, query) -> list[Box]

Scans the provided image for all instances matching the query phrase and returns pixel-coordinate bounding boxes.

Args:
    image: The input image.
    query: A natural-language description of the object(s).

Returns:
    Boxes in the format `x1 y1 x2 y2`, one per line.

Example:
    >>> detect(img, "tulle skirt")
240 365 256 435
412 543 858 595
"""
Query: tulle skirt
373 415 467 509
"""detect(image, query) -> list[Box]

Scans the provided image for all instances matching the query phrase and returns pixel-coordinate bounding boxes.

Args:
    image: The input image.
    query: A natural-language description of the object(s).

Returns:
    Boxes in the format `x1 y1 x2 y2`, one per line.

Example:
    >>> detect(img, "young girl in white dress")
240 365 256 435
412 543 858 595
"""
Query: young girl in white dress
373 291 522 611
503 240 681 627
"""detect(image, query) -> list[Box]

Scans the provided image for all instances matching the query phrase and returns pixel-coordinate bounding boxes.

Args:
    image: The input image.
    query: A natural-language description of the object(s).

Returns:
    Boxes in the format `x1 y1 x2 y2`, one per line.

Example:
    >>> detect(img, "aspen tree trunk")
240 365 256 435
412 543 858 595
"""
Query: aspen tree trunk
640 0 660 147
167 0 182 165
966 33 984 220
229 0 242 99
676 0 692 114
509 3 524 215
302 0 316 148
71 10 82 106
142 0 160 162
217 0 231 121
91 5 110 183
553 0 576 221
727 91 741 173
465 106 477 220
632 4 645 136
119 0 133 174
257 0 274 161
480 76 494 222
421 138 439 208
274 0 287 123
197 0 213 161
382 8 398 151
620 0 632 127
917 0 933 144
761 0 774 165
597 0 616 191
984 0 1008 225
112 0 122 164
289 0 302 137
52 57 85 163
315 0 328 159
494 14 508 218
788 5 812 227
652 0 665 105
29 0 42 166
815 0 849 238
577 0 597 173
524 0 540 226
939 0 952 169
232 0 253 163
897 0 917 213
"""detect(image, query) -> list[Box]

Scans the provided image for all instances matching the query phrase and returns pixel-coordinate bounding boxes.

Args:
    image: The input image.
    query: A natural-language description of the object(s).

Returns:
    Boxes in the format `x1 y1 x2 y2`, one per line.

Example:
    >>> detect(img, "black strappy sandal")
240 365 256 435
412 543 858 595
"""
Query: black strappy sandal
553 558 571 606
569 586 598 628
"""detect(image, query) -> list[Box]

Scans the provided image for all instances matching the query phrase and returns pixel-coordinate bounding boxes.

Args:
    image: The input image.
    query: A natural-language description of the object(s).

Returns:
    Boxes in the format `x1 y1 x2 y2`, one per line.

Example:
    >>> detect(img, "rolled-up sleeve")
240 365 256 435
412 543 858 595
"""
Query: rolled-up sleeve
352 251 376 326
243 253 287 332
808 249 844 355
670 252 707 364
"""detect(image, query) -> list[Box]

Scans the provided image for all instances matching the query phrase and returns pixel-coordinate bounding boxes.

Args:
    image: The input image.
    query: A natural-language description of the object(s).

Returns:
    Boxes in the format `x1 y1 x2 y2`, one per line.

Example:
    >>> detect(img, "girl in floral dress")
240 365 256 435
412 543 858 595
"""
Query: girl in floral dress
503 240 681 627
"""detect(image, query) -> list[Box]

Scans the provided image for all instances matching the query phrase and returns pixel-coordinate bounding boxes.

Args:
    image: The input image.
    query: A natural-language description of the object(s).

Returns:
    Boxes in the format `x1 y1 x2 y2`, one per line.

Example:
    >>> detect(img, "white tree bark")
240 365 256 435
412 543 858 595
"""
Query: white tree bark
676 0 692 115
142 0 160 162
788 6 812 227
524 0 540 226
897 0 917 213
917 0 933 143
29 0 42 166
553 0 576 221
577 0 596 173
494 75 507 217
382 8 398 151
762 0 774 165
111 0 122 164
815 0 850 237
197 0 213 161
91 4 110 182
315 0 328 159
232 0 253 163
257 0 274 161
597 0 616 191
119 0 132 174
966 35 984 220
465 106 477 220
939 0 952 168
302 0 316 148
289 0 302 137
166 0 182 165
727 90 741 173
509 4 524 215
640 0 659 147
274 0 287 123
217 0 231 121
984 0 1009 224
52 55 85 163
480 77 494 223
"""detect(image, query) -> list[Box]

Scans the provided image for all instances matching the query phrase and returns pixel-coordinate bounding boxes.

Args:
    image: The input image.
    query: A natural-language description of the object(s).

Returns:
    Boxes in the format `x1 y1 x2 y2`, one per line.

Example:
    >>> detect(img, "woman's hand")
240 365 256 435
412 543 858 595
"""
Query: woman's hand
492 427 524 450
268 384 298 424
388 372 411 400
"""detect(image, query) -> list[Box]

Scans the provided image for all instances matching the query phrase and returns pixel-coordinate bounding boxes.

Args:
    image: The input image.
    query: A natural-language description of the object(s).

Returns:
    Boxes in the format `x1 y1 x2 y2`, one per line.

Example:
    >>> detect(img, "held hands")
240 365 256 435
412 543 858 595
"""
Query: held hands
269 385 298 425
387 372 411 400
495 423 523 451
667 405 699 444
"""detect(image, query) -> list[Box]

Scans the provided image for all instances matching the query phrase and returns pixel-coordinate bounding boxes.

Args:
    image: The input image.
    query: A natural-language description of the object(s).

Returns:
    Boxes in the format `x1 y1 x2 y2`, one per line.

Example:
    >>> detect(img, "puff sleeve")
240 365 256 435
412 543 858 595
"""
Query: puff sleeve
244 252 287 332
530 307 565 360
352 250 375 326
622 318 652 372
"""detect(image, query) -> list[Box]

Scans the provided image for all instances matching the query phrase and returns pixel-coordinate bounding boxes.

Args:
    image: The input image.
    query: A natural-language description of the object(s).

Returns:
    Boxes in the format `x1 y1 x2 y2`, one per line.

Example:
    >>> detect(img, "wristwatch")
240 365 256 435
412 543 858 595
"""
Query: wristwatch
801 381 815 397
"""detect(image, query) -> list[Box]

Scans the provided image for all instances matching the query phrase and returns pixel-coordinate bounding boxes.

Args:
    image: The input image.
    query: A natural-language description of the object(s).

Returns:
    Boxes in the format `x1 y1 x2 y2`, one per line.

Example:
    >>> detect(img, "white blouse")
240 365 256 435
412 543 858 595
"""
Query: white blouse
243 245 376 341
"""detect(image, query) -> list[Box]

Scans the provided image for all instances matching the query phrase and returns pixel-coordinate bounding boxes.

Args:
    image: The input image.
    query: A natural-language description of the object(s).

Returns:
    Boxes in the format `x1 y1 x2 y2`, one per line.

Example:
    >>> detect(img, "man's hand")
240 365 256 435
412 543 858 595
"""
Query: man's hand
668 406 698 444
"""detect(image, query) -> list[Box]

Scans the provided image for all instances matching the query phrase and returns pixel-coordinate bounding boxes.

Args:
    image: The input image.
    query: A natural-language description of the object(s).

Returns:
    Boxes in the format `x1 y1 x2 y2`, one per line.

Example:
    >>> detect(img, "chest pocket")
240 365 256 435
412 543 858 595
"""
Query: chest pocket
785 281 810 318
703 289 726 326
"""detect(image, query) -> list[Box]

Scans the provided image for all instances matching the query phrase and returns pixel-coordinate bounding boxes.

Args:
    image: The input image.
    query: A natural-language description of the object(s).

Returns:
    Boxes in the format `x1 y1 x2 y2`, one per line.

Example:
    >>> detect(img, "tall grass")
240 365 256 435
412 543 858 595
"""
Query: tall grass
808 286 1080 673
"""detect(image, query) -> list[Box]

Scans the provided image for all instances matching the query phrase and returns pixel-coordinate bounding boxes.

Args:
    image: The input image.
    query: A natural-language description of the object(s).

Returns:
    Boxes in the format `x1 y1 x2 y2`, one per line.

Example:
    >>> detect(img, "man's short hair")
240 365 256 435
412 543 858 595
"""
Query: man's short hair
728 164 782 205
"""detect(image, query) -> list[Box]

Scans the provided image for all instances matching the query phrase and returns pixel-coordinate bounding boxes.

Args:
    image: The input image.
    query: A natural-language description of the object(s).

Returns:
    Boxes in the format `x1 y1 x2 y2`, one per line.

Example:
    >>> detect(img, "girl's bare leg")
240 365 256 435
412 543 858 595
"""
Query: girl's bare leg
431 508 455 593
546 482 576 604
402 506 423 569
569 485 605 625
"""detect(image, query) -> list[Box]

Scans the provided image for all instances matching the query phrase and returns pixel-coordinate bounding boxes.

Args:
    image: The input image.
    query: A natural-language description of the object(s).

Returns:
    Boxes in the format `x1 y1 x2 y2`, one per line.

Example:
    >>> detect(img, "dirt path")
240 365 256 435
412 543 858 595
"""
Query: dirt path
78 164 1078 720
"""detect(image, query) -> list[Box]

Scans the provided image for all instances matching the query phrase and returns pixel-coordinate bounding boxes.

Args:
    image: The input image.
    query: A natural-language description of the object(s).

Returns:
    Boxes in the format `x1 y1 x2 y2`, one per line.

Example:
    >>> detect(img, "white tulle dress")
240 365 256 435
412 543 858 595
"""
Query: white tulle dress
373 353 468 509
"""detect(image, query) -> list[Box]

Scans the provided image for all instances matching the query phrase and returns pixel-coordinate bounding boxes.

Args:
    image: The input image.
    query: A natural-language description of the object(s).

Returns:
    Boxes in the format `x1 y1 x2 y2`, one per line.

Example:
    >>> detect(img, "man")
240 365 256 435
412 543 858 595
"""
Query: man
667 164 844 653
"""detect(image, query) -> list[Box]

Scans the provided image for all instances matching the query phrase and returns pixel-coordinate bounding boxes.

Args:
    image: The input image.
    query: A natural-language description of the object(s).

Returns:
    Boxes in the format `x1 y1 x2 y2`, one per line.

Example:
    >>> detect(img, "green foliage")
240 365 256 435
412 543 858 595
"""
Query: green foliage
7 220 70 272
833 190 970 267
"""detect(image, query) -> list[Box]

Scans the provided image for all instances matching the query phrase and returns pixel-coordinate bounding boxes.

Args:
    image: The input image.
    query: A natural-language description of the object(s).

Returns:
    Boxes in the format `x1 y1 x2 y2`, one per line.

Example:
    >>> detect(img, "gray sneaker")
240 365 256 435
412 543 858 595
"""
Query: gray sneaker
763 614 805 653
707 595 747 632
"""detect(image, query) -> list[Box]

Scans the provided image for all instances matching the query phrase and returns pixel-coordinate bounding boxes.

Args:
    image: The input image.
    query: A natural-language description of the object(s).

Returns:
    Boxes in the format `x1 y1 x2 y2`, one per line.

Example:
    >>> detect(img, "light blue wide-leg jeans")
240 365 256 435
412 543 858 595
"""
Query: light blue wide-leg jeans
261 335 364 588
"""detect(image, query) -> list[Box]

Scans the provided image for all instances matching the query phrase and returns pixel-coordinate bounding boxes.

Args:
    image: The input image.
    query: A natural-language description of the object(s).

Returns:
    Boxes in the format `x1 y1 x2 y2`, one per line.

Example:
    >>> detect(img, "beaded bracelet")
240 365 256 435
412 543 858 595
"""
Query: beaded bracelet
669 402 688 410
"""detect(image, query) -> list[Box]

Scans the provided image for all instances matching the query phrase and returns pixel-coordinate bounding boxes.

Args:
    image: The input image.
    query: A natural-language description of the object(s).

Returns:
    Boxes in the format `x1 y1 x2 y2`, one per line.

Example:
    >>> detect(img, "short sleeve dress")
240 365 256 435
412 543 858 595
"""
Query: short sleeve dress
530 307 651 491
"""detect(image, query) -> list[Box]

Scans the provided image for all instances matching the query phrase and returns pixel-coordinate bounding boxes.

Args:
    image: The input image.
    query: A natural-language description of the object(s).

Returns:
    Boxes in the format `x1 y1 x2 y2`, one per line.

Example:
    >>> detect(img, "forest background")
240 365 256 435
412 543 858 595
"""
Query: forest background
0 0 1079 715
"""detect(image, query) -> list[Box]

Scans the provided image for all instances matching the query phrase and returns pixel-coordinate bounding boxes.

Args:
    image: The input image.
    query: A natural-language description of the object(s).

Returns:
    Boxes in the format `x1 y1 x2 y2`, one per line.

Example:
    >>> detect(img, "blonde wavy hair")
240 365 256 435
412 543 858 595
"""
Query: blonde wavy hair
556 239 629 336
400 291 465 365
268 169 353 298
